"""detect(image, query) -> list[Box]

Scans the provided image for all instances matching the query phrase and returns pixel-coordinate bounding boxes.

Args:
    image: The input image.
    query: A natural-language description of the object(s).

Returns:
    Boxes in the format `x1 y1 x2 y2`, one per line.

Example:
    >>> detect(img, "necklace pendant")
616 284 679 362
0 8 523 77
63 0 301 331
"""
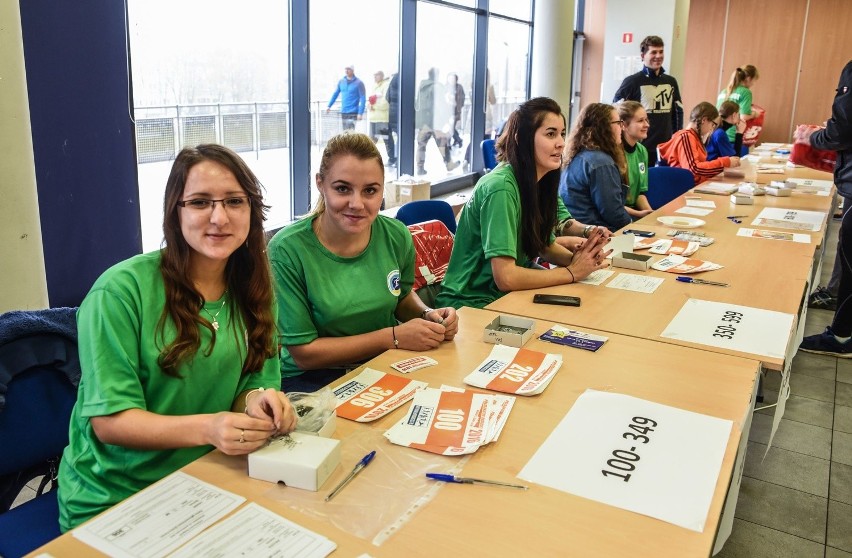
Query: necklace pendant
211 319 220 331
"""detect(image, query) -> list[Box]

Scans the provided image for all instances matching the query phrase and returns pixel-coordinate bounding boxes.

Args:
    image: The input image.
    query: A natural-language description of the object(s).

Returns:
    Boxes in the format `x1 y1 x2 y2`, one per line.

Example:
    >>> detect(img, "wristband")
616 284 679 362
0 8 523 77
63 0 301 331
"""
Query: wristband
244 387 264 414
566 267 576 283
583 225 594 238
421 308 434 319
392 326 399 348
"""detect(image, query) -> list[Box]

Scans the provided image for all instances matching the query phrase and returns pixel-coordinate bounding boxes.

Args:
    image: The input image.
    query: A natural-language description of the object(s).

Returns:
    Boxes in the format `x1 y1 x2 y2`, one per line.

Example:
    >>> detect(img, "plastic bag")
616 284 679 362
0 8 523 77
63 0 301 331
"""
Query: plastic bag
288 389 336 434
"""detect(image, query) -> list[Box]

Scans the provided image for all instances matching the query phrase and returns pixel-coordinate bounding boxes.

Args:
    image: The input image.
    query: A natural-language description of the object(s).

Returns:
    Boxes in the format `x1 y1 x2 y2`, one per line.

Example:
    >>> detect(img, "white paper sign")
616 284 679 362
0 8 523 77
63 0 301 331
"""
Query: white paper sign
579 269 615 285
686 199 717 208
751 207 826 232
661 299 794 359
73 472 245 558
736 228 811 244
605 273 664 294
519 390 733 532
675 206 714 217
169 503 337 558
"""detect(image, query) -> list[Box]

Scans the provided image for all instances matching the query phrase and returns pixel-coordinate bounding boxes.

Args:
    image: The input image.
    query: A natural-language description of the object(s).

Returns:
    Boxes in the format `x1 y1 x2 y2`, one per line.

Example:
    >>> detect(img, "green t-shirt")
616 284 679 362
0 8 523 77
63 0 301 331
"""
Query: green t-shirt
268 215 414 379
717 85 753 142
436 163 554 309
623 141 649 207
58 251 278 532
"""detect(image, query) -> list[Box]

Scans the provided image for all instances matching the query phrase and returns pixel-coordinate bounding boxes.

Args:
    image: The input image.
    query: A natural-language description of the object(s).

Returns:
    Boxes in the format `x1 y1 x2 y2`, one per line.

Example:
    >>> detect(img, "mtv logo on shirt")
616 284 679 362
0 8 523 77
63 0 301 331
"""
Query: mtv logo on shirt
640 84 675 113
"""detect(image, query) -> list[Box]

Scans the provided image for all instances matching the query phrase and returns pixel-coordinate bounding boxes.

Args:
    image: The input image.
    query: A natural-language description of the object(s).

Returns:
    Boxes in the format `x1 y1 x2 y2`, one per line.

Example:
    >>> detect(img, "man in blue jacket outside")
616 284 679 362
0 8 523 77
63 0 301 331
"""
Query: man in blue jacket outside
327 64 366 131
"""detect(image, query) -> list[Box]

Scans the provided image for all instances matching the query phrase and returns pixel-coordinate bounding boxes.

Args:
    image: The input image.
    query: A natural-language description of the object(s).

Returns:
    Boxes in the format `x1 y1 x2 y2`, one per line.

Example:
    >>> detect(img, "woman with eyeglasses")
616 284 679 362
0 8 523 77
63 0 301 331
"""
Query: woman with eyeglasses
616 100 654 217
268 132 458 393
560 102 633 232
58 144 297 531
436 97 609 310
657 101 741 185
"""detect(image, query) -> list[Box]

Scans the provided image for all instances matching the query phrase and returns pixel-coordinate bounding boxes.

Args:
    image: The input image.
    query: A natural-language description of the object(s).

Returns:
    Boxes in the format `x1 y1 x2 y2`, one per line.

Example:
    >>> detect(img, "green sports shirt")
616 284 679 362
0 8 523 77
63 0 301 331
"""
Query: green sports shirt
436 163 554 309
268 215 414 378
58 251 279 531
623 141 649 207
717 85 753 143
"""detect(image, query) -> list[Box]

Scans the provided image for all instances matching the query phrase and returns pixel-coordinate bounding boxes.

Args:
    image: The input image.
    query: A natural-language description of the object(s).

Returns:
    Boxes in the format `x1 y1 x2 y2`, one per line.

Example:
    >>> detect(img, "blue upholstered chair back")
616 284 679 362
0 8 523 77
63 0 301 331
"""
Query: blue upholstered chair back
646 167 695 209
395 199 457 234
481 139 498 171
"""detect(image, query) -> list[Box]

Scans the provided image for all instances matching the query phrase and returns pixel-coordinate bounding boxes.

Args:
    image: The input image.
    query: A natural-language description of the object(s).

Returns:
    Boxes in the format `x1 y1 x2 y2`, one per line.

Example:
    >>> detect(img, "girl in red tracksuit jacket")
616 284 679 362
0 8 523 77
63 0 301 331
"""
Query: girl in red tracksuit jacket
657 102 741 184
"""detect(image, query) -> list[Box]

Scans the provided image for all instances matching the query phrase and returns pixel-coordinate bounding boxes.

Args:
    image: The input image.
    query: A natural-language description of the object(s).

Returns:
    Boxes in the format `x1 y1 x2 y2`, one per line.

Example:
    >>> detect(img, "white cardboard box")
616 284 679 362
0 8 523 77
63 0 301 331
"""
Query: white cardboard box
611 251 652 271
730 193 754 205
248 432 341 491
483 315 535 347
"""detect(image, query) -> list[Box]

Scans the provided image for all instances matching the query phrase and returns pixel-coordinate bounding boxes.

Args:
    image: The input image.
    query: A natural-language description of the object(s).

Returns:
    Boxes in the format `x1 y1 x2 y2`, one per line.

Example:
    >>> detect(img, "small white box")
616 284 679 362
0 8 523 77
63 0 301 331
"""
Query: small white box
766 186 792 197
611 251 652 271
770 179 796 189
730 193 753 205
483 315 535 347
248 432 341 491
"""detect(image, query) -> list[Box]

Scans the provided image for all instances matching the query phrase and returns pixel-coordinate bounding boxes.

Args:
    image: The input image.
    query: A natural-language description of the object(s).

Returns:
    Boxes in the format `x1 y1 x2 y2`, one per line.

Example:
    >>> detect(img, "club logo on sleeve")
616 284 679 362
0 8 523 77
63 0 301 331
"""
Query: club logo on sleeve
639 162 646 173
387 269 401 296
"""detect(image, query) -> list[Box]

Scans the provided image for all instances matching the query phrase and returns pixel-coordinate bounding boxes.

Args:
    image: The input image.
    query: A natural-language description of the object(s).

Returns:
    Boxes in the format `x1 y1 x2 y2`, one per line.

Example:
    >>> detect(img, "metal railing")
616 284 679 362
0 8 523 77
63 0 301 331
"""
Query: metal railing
133 98 526 164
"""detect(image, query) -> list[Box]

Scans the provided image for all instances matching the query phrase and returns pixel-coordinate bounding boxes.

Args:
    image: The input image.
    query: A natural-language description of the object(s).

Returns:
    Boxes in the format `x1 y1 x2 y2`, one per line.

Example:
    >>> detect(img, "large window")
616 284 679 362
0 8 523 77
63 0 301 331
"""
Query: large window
414 3 475 179
127 0 290 251
309 0 401 209
486 16 532 136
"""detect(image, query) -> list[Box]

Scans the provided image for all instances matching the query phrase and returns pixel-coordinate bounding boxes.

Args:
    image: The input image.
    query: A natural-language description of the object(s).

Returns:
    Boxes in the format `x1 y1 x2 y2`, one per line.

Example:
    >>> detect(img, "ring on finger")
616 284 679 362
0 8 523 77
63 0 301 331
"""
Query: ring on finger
239 429 245 444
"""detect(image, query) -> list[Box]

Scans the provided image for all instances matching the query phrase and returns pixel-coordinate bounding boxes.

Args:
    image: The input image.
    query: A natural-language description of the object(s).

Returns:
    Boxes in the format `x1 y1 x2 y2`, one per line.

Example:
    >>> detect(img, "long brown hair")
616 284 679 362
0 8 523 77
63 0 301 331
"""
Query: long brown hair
158 144 275 377
724 65 759 97
689 102 720 129
495 97 563 259
564 103 627 183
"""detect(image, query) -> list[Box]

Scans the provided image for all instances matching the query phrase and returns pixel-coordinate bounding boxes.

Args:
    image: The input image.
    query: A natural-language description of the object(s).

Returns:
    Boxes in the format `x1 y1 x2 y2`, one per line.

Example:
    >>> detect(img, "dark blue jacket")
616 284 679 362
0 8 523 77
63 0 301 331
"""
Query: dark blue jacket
811 61 852 197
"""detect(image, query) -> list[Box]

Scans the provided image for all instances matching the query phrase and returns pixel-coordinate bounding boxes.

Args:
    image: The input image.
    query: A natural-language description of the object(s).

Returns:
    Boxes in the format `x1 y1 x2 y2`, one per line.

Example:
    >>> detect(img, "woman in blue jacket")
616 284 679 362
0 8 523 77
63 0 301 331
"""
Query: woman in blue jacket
559 103 632 232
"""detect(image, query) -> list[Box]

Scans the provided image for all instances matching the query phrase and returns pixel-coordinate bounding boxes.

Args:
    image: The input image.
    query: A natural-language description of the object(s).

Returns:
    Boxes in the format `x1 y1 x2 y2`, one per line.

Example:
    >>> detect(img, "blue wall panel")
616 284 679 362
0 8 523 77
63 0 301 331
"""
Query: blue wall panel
19 0 142 307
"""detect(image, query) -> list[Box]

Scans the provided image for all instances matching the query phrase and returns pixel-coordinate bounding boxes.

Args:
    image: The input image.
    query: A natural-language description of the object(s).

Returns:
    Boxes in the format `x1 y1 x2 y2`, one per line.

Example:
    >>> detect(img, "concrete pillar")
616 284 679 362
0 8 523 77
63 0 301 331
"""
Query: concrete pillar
0 0 48 311
530 0 576 113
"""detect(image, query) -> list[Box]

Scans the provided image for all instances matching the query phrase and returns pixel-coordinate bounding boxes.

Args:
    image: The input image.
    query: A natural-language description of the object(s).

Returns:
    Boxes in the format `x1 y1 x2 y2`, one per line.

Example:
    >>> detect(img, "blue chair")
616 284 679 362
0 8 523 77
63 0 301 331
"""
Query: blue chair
395 199 457 234
481 139 498 171
646 167 695 209
0 309 79 558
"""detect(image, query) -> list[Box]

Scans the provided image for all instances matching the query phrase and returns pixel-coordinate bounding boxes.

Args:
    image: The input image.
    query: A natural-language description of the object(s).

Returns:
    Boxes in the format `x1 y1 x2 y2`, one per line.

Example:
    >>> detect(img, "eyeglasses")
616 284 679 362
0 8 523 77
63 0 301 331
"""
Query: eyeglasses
611 120 624 125
177 197 251 211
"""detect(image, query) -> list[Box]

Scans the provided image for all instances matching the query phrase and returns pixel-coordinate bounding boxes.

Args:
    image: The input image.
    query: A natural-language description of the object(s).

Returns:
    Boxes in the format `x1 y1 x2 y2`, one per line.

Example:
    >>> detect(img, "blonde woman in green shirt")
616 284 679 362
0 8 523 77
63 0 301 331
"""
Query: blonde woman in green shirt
617 100 653 217
717 65 760 143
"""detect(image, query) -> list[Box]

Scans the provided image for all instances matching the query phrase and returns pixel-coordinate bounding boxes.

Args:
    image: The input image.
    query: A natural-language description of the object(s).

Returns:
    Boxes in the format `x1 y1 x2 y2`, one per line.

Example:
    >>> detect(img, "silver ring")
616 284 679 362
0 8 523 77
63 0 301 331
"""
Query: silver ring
239 429 245 444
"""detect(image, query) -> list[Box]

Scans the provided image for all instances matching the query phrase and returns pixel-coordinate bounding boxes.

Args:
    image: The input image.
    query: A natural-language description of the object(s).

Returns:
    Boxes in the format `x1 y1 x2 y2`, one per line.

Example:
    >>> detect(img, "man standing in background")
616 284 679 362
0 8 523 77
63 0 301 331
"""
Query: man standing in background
613 35 683 166
327 64 366 131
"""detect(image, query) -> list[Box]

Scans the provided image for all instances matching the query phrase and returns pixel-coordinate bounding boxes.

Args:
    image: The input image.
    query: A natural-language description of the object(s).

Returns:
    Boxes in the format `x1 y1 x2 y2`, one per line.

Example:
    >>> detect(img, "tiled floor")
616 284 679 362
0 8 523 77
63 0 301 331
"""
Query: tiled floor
716 215 852 558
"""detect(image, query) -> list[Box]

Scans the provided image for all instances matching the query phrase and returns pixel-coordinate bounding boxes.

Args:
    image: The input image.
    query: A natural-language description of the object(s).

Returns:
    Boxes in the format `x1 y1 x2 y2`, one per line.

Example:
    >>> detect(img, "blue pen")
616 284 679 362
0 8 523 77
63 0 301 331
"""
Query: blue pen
325 450 376 501
426 473 528 490
676 276 729 287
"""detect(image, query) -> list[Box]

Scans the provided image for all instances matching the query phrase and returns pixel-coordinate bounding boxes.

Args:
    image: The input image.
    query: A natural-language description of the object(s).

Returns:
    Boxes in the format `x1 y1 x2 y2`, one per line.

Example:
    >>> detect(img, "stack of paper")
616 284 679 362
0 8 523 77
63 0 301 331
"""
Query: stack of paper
675 206 714 217
756 163 786 173
463 344 562 395
334 368 427 422
693 182 738 195
633 238 700 256
384 387 515 455
651 255 723 274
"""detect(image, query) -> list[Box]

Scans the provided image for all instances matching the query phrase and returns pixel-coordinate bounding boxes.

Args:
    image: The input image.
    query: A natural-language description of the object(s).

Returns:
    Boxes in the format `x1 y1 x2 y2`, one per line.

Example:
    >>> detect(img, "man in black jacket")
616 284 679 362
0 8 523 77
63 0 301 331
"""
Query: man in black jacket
613 35 683 167
799 60 852 356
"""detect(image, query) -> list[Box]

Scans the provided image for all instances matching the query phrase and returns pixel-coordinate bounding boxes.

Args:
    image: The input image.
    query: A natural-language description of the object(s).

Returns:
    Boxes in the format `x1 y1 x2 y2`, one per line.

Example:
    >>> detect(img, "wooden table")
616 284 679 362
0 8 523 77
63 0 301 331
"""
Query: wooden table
31 307 759 558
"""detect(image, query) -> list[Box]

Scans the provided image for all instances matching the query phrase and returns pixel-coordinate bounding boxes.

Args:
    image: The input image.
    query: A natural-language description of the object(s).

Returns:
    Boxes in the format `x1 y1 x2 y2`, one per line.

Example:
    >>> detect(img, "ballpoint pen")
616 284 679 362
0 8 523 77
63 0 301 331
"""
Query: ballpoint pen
676 276 729 287
325 450 376 502
426 473 528 490
727 215 747 224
